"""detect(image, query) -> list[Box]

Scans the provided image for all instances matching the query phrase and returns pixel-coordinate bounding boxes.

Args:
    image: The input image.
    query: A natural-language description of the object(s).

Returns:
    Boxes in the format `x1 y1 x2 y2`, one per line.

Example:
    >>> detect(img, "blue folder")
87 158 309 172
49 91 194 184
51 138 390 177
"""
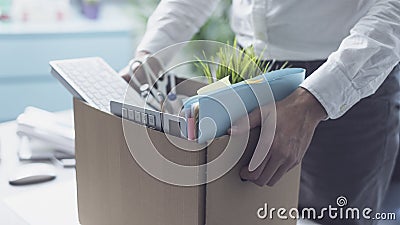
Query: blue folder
184 68 306 144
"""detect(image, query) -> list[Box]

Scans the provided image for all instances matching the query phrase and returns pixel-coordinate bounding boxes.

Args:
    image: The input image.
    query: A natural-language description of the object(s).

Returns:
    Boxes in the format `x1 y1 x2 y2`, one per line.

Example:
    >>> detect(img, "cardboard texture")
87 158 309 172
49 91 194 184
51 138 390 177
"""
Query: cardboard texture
74 99 205 225
74 78 300 225
206 129 301 225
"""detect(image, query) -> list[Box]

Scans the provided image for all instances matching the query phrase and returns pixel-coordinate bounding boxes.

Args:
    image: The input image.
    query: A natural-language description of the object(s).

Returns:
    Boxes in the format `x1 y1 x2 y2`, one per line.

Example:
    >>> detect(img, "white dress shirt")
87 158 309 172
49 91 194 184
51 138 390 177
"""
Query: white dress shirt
137 0 400 119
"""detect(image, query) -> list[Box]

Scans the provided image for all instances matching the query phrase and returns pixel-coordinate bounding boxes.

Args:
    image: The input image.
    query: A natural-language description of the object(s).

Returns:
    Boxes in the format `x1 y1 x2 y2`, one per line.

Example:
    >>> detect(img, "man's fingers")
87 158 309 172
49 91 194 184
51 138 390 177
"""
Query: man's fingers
240 152 271 181
240 166 253 181
253 155 282 186
240 148 292 187
248 114 275 171
266 164 290 186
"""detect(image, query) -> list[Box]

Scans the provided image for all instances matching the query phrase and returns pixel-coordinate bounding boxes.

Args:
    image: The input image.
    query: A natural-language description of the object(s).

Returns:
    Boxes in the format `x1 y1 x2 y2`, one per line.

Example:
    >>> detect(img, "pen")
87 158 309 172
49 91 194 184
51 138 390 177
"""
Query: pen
187 104 197 141
170 73 176 95
167 93 183 115
192 103 199 139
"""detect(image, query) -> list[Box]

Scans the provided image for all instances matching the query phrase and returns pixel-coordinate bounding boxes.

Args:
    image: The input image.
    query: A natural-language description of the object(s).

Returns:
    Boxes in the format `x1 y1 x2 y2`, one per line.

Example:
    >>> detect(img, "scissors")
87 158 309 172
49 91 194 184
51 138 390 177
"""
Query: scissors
128 56 170 111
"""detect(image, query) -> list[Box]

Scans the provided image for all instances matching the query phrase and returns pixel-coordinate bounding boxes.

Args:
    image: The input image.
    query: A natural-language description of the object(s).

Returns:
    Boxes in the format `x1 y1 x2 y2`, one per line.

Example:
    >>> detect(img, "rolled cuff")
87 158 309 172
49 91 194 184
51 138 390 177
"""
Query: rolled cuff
299 62 361 119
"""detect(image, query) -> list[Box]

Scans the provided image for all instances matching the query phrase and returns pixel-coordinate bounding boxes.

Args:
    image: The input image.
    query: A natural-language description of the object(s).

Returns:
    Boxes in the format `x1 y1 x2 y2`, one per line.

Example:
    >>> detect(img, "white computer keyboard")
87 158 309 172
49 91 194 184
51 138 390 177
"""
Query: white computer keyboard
50 57 144 112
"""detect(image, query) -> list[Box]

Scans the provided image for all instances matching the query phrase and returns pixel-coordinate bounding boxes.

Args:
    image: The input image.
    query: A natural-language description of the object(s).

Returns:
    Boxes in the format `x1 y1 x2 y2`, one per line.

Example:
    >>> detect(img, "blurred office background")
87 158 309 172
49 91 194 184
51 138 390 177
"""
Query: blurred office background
0 0 233 122
1 1 400 224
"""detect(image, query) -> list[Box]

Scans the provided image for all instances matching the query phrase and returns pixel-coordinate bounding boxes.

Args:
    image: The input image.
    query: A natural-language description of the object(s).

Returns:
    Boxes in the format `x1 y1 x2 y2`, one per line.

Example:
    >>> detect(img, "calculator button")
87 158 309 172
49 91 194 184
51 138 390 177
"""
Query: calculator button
122 108 128 118
134 111 141 122
148 115 155 127
128 110 134 120
142 113 148 125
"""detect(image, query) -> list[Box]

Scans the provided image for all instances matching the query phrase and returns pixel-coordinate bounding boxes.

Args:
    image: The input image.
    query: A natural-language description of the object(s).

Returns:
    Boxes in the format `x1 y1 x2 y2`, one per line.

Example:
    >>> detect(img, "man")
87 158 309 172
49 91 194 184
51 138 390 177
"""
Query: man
121 1 400 224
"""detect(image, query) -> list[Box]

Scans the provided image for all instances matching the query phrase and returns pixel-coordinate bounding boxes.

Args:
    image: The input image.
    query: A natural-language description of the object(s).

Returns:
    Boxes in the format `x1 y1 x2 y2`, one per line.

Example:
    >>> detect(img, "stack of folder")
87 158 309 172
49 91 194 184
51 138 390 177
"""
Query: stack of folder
183 68 306 143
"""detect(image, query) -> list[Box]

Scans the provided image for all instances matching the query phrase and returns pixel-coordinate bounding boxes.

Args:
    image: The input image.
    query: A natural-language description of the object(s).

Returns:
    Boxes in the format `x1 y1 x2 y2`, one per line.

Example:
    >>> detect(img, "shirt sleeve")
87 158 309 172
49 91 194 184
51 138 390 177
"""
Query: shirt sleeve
136 0 221 54
300 0 400 119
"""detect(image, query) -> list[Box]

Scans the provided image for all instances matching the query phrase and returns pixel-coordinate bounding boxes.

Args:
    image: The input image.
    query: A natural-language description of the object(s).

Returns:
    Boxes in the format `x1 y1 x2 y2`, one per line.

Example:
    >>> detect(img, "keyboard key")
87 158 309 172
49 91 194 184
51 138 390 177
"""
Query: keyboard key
50 57 145 111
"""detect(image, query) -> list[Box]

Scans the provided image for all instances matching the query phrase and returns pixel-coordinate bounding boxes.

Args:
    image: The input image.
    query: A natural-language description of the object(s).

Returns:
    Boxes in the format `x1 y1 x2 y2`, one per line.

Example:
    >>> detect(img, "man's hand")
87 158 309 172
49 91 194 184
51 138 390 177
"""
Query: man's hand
228 87 327 186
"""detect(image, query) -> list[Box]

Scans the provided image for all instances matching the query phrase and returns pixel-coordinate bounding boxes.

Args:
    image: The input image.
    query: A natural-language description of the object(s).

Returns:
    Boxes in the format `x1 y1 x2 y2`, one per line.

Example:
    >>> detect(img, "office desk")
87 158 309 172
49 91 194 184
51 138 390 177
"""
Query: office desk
0 113 79 225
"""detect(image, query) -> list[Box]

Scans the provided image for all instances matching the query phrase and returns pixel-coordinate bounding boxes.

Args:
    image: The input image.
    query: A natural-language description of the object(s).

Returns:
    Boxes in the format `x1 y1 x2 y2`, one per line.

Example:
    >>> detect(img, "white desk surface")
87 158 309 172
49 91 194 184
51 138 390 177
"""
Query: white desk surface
0 114 79 225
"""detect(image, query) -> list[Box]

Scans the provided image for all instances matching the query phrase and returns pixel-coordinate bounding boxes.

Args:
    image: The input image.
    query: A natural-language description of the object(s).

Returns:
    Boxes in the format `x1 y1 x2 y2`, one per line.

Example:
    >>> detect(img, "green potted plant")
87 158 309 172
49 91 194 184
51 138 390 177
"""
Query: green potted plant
197 40 288 84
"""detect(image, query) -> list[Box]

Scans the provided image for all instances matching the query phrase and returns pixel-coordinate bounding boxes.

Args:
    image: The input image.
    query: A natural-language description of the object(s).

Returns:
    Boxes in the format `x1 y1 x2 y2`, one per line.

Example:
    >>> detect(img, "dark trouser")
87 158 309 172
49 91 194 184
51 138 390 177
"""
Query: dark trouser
267 60 400 225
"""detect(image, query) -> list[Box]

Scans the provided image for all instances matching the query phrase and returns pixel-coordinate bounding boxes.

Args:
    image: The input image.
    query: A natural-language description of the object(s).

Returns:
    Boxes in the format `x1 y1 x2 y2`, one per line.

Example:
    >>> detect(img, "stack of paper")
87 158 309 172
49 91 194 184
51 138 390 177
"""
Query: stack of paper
16 107 75 156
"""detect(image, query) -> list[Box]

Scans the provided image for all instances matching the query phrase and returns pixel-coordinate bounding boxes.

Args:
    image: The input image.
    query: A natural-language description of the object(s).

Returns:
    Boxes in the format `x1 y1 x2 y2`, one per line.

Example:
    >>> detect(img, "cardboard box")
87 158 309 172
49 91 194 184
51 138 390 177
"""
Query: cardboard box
73 79 301 225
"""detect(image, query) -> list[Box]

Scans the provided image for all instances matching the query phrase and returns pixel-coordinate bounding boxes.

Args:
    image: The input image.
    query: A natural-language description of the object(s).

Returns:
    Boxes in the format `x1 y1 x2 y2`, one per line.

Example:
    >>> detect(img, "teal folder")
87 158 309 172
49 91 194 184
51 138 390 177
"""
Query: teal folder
184 68 306 144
